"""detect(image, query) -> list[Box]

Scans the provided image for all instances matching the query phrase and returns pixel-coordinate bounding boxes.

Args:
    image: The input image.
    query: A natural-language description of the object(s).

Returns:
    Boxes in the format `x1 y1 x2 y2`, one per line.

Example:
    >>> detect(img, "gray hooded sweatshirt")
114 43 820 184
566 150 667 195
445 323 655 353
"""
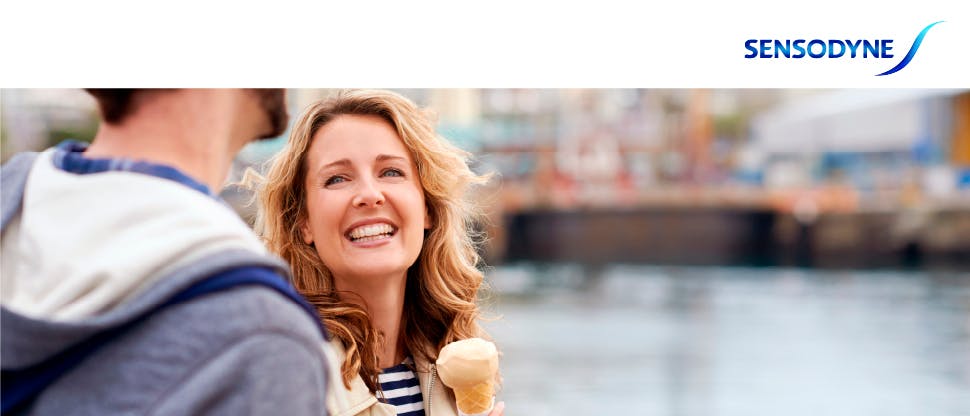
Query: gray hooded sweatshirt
1 147 330 415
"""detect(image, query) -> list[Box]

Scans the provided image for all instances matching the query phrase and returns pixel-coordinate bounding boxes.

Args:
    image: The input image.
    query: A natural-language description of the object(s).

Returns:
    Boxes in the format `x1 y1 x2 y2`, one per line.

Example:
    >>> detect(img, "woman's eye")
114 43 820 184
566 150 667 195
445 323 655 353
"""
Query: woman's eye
324 176 347 186
381 168 404 178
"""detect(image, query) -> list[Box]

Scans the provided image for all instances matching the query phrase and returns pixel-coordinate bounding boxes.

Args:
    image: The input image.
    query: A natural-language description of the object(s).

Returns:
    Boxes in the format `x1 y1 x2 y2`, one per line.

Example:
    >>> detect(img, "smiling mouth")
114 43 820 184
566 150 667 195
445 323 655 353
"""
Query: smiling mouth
346 223 397 243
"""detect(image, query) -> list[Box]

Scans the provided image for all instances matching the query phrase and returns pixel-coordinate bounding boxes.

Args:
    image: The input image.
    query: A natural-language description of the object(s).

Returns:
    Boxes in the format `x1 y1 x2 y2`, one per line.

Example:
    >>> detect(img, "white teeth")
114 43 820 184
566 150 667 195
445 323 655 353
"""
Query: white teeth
348 223 394 240
354 235 387 243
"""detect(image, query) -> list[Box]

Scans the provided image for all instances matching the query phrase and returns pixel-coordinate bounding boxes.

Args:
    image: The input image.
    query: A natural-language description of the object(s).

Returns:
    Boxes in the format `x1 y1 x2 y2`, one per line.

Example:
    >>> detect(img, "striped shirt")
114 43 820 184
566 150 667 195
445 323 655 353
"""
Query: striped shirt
377 357 426 416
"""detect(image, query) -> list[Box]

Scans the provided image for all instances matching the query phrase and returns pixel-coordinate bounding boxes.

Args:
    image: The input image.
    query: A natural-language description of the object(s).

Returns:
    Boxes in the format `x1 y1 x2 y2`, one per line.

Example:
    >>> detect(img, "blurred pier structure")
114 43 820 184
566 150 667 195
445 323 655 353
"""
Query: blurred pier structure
480 89 970 270
3 88 969 269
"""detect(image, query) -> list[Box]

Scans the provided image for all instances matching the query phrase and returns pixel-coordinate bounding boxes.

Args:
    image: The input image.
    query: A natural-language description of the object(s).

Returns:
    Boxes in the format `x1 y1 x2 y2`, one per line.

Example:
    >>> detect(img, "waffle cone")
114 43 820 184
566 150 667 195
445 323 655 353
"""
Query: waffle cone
454 381 494 414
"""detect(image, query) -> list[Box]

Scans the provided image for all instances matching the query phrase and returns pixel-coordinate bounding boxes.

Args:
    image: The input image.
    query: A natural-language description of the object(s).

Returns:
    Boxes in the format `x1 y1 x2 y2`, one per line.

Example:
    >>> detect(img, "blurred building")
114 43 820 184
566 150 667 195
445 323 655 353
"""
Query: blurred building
753 88 970 208
750 89 970 268
1 89 98 161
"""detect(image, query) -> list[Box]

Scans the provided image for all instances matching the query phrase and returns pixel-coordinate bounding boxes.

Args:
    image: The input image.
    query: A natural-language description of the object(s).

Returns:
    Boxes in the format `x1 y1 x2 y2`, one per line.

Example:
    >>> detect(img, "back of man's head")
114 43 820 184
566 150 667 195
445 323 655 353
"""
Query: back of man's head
85 89 144 124
85 89 288 140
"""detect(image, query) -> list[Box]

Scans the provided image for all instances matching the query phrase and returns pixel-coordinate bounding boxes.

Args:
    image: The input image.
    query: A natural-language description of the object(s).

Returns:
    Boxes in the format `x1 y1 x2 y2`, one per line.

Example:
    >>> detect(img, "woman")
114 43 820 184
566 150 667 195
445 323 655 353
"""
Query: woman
255 90 503 416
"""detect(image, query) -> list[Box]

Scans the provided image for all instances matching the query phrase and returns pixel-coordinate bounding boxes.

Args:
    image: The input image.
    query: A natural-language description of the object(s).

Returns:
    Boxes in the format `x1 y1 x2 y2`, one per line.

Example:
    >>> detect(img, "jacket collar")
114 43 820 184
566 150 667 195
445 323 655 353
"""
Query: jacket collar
326 339 458 416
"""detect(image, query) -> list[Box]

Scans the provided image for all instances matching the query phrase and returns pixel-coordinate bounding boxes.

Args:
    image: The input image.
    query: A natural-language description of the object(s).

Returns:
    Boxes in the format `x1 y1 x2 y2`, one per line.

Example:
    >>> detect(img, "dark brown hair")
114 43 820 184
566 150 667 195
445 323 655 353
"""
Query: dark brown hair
84 89 141 124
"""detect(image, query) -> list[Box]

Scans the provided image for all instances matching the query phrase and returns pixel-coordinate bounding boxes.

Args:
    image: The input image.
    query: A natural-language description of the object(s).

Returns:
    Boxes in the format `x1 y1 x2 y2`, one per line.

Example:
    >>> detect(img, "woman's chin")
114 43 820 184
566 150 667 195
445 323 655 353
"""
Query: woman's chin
342 260 411 281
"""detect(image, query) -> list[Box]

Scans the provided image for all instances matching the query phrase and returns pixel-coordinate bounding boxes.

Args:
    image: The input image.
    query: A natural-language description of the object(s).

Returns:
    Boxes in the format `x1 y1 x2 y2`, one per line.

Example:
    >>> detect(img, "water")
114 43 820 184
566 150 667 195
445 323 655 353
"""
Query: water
482 264 970 416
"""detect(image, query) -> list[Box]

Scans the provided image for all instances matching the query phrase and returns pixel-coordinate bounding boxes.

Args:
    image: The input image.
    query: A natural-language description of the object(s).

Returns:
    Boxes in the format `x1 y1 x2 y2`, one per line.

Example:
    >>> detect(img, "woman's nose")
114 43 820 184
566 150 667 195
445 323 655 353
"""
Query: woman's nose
352 178 385 208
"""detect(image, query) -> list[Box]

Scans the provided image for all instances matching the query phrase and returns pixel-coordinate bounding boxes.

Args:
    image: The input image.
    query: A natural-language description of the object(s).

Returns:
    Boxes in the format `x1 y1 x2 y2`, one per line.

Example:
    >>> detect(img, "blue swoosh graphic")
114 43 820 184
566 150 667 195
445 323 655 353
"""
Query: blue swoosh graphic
876 21 944 76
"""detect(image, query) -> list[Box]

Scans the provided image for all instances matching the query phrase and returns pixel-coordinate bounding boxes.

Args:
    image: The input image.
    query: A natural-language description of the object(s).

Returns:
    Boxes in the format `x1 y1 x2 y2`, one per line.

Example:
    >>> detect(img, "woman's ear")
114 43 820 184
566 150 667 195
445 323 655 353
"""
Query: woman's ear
424 203 432 230
300 217 314 245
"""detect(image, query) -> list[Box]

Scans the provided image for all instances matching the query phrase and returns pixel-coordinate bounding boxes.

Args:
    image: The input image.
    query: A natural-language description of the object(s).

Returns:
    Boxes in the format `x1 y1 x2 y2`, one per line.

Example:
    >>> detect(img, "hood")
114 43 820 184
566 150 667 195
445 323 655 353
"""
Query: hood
1 149 269 321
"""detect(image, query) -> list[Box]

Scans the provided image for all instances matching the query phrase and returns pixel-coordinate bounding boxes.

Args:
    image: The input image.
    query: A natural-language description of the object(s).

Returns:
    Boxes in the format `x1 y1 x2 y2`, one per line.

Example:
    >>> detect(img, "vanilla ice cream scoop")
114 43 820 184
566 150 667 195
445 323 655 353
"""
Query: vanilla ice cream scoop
436 338 499 415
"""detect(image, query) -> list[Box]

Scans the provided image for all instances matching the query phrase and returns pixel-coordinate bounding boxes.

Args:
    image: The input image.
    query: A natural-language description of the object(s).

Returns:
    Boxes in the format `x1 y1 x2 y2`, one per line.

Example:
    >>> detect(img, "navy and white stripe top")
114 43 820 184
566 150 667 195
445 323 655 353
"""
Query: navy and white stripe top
377 357 426 416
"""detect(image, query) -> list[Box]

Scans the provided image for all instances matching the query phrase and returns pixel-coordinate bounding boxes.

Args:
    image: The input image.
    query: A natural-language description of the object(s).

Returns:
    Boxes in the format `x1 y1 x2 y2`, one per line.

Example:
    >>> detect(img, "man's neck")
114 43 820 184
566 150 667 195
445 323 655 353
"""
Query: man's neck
84 90 244 192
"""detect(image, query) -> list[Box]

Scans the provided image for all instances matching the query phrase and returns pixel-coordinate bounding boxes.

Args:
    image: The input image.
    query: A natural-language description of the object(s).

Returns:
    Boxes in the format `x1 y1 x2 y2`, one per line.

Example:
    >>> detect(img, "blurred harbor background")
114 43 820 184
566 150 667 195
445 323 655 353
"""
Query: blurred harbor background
3 89 969 415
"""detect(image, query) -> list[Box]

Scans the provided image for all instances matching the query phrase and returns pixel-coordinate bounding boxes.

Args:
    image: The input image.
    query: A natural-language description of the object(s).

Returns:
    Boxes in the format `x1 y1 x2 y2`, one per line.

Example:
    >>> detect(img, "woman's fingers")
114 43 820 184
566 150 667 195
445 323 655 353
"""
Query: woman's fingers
488 400 506 416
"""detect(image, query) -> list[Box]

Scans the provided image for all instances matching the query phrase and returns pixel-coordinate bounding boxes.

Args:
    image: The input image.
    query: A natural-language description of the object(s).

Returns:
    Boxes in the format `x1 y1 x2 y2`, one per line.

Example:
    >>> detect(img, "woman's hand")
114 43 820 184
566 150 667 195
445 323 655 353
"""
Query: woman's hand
488 401 505 416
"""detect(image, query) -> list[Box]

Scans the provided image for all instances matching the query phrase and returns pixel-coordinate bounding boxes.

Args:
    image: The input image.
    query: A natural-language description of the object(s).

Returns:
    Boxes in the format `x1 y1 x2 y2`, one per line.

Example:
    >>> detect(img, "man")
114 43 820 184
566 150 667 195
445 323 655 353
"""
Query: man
1 89 331 415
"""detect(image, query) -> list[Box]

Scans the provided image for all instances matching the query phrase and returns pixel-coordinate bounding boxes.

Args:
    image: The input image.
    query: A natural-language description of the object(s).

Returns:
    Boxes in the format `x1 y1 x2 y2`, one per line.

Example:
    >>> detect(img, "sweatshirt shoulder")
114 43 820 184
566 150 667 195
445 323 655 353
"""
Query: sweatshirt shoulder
29 285 330 415
170 283 323 341
147 287 330 415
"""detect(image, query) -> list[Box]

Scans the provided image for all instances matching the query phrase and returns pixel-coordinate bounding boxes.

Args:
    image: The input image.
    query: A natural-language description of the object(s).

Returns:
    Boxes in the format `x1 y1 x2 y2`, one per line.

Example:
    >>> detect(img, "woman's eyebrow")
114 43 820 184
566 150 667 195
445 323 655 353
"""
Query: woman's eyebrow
376 154 408 163
316 158 351 177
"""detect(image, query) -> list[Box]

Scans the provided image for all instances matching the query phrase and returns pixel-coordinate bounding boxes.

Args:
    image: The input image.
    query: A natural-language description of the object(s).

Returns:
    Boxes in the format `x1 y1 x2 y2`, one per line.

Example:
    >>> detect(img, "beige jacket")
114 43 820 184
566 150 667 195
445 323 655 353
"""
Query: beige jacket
325 339 460 416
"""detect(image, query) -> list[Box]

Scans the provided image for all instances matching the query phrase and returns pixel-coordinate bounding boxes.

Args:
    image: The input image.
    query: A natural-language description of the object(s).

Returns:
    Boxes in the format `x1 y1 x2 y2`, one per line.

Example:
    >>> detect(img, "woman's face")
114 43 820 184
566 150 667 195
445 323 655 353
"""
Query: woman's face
301 114 429 286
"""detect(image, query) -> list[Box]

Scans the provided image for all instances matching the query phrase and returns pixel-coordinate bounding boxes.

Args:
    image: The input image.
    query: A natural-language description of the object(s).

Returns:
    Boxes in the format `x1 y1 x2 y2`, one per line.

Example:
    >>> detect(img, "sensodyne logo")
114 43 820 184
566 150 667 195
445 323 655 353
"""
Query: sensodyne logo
744 21 944 76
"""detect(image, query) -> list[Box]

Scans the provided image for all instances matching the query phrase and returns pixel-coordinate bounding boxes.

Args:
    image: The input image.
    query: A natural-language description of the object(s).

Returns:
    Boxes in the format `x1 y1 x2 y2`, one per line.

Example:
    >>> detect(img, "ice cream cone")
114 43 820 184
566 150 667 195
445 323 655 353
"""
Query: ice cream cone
436 338 499 416
454 380 494 414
